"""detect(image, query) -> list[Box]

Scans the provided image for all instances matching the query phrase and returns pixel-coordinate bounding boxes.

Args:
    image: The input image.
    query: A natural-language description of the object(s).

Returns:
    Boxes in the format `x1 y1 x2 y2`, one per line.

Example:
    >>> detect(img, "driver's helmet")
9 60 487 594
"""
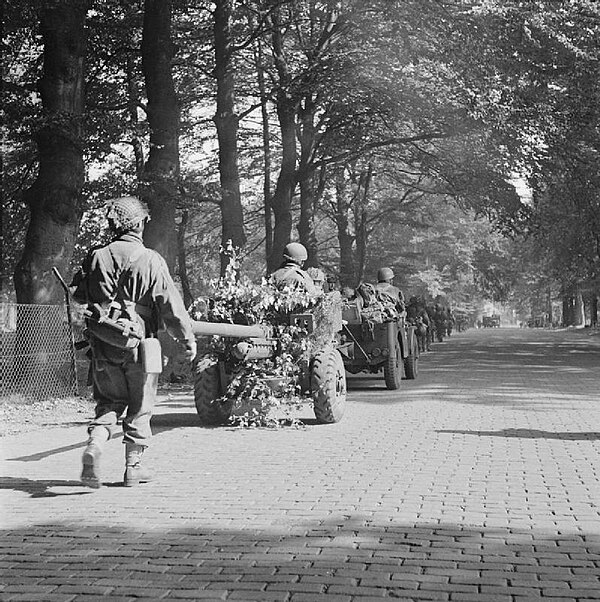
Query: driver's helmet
377 267 394 282
283 242 308 264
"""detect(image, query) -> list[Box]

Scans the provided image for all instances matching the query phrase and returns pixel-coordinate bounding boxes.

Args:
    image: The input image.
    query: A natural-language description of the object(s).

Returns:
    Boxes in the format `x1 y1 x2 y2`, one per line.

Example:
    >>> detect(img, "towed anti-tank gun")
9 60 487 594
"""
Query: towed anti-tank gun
190 293 346 425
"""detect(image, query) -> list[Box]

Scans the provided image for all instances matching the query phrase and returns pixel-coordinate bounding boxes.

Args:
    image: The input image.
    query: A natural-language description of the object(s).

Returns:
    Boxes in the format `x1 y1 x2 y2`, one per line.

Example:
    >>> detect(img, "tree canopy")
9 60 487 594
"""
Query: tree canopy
2 0 599 321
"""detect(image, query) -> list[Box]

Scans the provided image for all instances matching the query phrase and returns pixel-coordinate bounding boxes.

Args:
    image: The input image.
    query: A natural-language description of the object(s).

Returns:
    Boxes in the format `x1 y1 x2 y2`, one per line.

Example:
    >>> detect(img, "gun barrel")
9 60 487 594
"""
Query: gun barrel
191 320 270 339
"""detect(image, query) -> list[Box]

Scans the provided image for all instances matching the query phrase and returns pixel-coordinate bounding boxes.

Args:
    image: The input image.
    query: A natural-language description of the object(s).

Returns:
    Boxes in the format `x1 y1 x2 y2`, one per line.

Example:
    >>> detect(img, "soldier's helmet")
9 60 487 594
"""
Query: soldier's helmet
106 196 150 233
377 267 394 282
283 242 308 264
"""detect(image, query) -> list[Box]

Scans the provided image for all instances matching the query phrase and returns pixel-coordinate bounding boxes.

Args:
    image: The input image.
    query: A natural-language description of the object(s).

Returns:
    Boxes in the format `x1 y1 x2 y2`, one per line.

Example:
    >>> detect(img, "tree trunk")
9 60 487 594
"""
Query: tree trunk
213 0 246 275
255 35 273 262
296 95 320 267
562 294 571 326
140 0 180 272
266 7 296 273
354 203 368 285
575 287 585 327
1 198 5 296
127 53 145 178
178 210 193 308
334 171 355 287
298 174 320 267
14 0 87 304
353 165 373 284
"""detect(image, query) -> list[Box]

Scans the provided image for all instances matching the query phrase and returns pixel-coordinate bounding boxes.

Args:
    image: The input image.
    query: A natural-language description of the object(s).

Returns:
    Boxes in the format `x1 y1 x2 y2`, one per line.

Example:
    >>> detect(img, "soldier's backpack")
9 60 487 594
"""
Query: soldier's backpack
85 248 147 350
356 282 377 307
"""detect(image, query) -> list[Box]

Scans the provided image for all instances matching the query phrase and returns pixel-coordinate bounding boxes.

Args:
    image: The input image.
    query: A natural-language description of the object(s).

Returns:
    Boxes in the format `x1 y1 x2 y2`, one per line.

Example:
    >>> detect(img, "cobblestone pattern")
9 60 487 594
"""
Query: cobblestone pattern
1 328 600 601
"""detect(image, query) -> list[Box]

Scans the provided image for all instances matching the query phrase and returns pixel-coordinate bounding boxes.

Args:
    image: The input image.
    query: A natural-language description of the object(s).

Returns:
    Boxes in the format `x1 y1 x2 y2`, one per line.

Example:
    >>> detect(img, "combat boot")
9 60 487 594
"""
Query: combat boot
123 442 152 487
81 426 110 489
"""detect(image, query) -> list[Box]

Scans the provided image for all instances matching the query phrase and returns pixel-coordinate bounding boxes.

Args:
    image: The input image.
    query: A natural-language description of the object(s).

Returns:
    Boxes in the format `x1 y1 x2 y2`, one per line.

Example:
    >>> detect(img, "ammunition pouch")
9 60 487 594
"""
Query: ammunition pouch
85 301 145 350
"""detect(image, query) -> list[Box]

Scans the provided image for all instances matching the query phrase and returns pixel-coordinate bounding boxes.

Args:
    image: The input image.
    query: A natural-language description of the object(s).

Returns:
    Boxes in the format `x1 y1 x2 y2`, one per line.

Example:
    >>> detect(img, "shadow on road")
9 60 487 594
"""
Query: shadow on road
6 433 124 463
437 428 600 440
2 518 599 598
0 476 92 498
152 411 201 431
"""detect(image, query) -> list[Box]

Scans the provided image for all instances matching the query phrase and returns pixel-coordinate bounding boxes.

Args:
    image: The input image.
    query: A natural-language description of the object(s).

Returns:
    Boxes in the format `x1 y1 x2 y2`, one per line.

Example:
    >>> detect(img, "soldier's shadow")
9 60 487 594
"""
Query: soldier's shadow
0 476 93 498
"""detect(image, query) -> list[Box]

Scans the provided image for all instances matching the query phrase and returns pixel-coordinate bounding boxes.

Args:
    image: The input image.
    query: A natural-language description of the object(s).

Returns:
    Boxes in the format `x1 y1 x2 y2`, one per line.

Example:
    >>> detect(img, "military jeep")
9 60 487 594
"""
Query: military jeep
337 292 419 390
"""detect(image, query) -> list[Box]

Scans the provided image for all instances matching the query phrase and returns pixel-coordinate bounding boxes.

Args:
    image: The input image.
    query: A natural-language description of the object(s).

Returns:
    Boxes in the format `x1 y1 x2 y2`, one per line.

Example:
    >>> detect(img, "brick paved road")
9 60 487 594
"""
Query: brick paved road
2 327 600 601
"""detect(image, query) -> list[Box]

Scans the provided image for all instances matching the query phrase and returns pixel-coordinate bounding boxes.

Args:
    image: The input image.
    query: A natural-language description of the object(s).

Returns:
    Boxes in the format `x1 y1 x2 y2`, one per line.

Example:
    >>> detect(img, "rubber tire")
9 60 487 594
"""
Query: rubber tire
404 339 419 380
311 348 346 424
384 343 403 390
194 356 232 425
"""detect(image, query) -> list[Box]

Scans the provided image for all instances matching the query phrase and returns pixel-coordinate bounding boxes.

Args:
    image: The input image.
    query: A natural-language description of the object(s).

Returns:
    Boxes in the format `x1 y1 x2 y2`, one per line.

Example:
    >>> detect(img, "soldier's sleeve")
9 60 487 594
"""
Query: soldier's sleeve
70 252 93 304
150 255 195 352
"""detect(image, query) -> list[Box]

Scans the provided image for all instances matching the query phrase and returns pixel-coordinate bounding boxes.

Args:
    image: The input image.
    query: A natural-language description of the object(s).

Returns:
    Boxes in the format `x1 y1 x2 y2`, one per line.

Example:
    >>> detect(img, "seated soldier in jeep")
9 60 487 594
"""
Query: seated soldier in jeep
375 267 406 315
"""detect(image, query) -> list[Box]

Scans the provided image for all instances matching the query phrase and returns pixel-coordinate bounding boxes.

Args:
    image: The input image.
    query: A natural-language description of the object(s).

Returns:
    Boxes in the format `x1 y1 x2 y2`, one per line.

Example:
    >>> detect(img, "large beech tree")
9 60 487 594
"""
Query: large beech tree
139 0 180 271
14 0 88 304
213 0 246 274
265 2 297 273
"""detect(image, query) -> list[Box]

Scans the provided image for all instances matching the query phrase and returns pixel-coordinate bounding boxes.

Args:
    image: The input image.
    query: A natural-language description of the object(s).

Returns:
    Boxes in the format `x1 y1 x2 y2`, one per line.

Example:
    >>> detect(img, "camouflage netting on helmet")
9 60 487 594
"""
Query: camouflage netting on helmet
106 197 149 232
189 264 342 427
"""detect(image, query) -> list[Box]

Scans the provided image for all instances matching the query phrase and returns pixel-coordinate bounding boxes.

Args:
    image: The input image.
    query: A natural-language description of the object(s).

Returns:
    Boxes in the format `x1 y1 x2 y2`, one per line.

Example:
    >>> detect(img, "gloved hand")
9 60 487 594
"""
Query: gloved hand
184 340 197 362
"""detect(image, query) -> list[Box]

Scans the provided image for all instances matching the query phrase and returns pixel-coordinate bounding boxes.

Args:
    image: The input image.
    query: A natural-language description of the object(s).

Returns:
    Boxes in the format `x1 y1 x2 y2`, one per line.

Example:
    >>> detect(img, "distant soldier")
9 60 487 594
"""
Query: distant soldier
375 267 406 314
407 296 431 352
271 242 317 294
445 307 455 336
432 303 446 341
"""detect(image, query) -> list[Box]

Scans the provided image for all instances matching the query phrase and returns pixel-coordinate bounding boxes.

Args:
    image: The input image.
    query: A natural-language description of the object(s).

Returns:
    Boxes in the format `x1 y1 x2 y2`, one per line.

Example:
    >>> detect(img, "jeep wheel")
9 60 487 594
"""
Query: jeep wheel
404 339 419 380
194 356 232 425
311 347 346 423
384 344 403 390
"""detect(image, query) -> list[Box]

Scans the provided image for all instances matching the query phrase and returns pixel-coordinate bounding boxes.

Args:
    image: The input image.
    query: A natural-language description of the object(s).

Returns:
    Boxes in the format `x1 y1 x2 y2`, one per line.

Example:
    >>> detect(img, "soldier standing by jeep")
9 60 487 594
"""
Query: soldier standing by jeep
71 196 197 488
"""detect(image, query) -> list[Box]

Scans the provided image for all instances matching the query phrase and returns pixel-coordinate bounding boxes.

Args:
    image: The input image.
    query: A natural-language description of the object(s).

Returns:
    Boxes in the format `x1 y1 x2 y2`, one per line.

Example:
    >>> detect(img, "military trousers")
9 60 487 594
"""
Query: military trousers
88 342 158 446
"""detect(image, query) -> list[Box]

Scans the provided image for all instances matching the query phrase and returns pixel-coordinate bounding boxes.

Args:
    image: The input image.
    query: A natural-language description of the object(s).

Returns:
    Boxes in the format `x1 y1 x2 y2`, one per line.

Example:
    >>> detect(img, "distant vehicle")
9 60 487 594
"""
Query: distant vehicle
528 315 546 328
482 314 500 328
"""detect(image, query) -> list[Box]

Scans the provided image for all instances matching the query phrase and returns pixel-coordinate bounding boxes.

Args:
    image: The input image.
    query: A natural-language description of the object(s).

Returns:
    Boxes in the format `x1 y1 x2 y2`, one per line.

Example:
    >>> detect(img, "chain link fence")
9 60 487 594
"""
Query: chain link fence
0 303 79 400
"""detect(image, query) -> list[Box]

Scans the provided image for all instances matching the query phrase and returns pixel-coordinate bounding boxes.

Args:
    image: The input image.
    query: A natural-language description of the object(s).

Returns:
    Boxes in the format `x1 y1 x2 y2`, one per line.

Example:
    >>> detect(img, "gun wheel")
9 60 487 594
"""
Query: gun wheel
384 343 403 390
194 356 232 425
311 347 346 424
404 338 419 380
